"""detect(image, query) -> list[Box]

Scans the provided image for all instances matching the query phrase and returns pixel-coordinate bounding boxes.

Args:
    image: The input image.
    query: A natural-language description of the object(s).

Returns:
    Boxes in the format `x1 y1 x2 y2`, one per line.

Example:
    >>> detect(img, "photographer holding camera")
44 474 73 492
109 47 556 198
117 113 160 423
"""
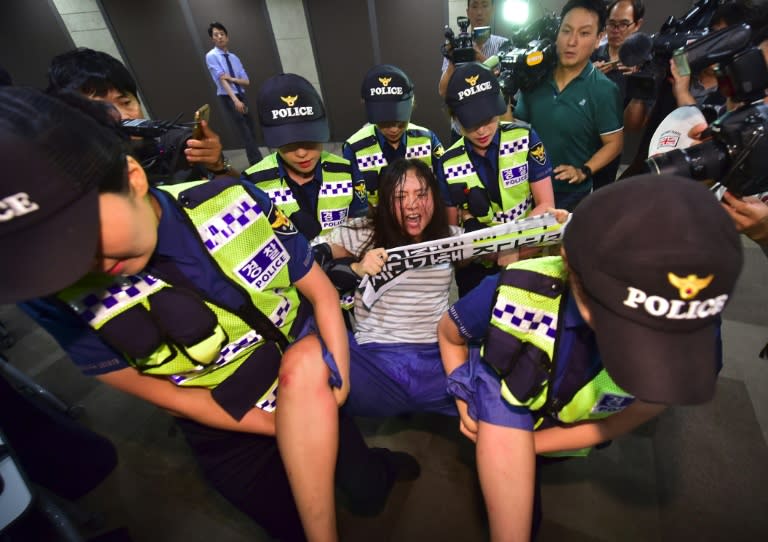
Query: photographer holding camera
47 48 235 184
513 0 623 210
679 23 768 257
439 0 510 143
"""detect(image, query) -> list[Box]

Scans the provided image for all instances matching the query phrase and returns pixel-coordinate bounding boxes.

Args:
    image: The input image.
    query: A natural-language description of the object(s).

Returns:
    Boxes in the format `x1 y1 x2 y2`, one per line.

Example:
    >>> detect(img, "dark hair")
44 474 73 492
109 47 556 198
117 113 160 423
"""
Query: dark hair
606 0 644 22
208 21 228 38
710 1 752 30
467 0 494 7
47 48 139 102
561 0 607 33
361 158 450 251
0 87 131 195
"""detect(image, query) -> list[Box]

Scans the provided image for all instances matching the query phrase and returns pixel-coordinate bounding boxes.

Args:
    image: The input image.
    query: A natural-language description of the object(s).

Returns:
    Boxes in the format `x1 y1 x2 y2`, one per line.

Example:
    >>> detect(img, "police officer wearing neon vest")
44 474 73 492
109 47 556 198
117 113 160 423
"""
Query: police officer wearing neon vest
1 87 417 542
437 176 743 541
245 73 367 247
343 64 452 216
437 62 555 296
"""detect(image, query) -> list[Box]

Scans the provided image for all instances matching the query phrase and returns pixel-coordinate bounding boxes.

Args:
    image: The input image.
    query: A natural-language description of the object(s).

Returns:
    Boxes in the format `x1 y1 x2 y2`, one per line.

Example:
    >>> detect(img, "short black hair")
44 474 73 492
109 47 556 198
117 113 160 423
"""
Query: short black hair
710 1 752 30
47 48 139 102
467 0 494 7
561 0 607 33
606 0 645 22
208 21 228 38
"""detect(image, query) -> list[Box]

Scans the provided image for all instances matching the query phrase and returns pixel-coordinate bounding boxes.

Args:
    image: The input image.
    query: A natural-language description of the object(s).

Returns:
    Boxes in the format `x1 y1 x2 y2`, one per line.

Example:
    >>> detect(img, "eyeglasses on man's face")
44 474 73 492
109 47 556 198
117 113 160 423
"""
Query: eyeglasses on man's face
606 20 635 31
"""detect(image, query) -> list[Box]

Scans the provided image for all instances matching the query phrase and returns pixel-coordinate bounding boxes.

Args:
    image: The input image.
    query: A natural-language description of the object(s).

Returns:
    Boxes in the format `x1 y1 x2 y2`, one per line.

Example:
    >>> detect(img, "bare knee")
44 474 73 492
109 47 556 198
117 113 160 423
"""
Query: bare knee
278 335 330 397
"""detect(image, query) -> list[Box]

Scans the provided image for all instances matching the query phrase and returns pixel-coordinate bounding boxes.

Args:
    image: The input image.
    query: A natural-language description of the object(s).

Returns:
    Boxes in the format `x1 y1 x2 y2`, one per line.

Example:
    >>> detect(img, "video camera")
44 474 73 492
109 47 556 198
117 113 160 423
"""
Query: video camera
495 14 559 102
120 118 195 184
443 16 476 65
645 25 768 197
619 0 728 101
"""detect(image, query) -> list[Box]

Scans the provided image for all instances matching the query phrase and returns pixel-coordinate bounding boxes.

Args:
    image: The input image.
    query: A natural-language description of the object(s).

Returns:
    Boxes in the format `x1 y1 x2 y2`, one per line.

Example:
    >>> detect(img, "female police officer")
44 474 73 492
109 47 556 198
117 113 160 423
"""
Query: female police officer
0 87 414 542
438 176 743 541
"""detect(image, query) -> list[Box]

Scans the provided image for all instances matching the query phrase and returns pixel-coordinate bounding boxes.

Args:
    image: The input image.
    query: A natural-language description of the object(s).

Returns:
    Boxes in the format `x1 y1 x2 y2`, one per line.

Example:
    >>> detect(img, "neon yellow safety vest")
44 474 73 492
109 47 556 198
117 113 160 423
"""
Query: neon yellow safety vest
442 121 534 225
58 181 302 412
346 123 434 206
244 152 356 238
482 256 634 454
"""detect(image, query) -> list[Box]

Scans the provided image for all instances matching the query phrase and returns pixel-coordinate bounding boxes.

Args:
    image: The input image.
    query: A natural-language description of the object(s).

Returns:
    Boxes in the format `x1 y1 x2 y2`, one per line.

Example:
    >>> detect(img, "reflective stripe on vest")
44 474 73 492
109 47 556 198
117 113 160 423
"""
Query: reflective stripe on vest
244 152 354 237
346 123 432 206
58 182 299 411
485 256 633 427
442 122 534 225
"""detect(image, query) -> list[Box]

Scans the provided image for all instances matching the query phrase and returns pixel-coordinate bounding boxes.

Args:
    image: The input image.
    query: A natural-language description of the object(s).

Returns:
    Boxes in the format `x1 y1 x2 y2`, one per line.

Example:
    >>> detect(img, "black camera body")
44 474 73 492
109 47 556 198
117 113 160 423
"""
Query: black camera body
497 14 559 101
121 118 194 184
646 38 768 197
443 16 475 65
620 0 727 101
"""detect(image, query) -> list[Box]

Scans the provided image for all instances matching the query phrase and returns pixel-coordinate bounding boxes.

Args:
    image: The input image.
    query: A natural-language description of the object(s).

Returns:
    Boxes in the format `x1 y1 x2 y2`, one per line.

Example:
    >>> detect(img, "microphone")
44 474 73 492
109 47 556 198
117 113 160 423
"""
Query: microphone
619 32 653 67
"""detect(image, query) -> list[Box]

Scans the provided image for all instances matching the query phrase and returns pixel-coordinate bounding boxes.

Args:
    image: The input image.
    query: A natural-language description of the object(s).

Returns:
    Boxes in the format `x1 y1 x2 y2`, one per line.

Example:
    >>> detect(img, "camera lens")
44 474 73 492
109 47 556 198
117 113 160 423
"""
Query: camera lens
645 141 728 182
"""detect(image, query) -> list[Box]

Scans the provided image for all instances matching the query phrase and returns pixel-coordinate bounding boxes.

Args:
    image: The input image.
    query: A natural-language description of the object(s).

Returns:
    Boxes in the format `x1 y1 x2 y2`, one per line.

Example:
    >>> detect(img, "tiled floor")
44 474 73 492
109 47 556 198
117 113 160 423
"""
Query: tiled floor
1 158 766 541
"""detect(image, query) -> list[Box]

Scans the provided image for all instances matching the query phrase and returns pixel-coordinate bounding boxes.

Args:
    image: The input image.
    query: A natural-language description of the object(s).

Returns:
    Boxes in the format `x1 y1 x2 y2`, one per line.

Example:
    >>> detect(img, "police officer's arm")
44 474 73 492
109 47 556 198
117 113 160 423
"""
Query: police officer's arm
529 178 555 216
532 400 666 454
437 312 479 442
294 262 350 406
96 367 277 435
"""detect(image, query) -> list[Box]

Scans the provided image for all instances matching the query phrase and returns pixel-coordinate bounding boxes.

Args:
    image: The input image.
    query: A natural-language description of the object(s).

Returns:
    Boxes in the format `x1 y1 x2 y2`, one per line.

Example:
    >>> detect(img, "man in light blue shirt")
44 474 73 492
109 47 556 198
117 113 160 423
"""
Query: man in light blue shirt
205 21 263 164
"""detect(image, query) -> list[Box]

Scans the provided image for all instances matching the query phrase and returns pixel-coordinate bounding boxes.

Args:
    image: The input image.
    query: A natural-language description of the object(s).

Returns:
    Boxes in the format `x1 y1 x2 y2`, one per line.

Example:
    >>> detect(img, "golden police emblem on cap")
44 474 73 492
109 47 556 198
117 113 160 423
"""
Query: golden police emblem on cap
668 273 714 300
378 76 392 86
465 75 479 86
280 95 298 107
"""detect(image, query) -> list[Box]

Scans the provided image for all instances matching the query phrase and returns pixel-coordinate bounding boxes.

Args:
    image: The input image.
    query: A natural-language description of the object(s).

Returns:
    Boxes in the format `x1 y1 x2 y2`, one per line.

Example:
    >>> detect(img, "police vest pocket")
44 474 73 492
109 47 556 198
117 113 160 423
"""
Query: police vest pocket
289 209 322 240
211 340 283 420
98 303 163 359
466 187 491 218
484 324 549 405
148 288 224 365
363 170 379 193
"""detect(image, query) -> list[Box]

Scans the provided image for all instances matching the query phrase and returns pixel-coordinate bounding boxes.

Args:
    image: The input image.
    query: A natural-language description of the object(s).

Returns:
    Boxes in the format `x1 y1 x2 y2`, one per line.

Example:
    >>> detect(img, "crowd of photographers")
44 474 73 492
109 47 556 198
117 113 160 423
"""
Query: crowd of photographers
1 0 767 541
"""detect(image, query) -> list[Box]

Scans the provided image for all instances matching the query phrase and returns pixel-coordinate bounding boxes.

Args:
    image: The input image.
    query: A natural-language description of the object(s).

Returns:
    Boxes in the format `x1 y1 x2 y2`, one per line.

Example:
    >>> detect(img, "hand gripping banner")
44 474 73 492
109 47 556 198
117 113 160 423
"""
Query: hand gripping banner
359 212 569 307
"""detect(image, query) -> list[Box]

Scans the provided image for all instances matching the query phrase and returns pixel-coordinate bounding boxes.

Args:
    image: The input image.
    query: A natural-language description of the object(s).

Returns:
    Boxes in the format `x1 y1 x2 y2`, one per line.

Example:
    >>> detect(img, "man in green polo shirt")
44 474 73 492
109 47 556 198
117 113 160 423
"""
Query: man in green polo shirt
514 0 623 211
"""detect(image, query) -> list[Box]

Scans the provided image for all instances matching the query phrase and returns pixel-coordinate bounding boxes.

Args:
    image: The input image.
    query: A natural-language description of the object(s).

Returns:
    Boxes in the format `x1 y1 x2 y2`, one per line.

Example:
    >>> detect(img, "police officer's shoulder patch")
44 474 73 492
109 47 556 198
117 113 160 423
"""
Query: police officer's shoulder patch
529 142 547 166
353 179 367 203
268 204 297 236
433 144 445 159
